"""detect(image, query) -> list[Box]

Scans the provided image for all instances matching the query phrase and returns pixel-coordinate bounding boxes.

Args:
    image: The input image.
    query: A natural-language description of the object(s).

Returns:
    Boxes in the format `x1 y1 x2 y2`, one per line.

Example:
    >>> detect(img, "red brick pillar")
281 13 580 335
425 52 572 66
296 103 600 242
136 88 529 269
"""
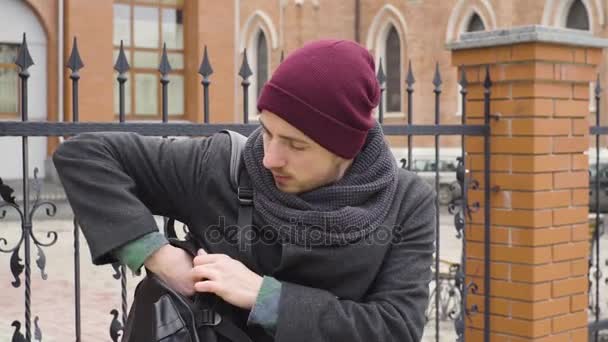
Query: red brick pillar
449 26 606 341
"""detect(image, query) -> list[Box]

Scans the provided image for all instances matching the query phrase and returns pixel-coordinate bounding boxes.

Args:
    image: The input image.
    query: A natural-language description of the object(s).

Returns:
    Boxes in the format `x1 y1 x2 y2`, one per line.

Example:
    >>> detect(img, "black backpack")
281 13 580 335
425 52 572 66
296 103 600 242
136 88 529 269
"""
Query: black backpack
121 130 257 342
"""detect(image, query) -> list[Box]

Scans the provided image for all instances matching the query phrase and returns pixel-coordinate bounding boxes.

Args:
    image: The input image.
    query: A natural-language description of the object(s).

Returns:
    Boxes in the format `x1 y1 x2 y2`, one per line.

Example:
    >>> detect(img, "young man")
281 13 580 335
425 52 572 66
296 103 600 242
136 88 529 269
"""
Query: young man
53 39 435 341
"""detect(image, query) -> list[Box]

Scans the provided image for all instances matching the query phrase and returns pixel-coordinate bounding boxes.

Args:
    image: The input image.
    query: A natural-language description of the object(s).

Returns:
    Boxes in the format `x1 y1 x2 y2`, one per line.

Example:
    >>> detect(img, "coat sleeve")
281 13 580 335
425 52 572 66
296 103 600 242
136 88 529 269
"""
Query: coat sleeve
273 186 436 342
52 132 220 265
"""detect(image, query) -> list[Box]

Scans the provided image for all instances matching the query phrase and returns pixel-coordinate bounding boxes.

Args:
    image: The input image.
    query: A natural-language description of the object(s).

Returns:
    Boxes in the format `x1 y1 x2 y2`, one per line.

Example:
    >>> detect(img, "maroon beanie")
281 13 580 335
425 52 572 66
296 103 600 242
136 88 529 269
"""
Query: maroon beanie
256 39 380 159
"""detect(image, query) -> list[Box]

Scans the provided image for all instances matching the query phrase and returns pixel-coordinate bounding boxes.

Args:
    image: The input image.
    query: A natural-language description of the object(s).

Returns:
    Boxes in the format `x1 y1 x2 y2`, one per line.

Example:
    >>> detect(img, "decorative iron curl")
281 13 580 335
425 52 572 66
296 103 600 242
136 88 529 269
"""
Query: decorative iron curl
469 179 480 190
34 315 42 341
448 203 465 239
28 229 58 248
467 201 480 216
399 158 408 169
0 202 24 222
29 201 57 220
109 309 123 342
27 168 58 247
0 194 26 253
0 171 58 287
0 183 25 289
111 262 121 280
0 225 24 253
10 245 24 288
467 281 479 295
448 156 466 239
35 245 47 280
0 176 17 204
11 320 25 342
454 315 464 342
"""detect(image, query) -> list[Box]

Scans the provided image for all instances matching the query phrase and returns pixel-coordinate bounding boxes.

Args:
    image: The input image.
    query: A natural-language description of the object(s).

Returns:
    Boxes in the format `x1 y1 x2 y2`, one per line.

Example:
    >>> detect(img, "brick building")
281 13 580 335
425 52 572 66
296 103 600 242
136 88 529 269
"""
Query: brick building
1 0 606 179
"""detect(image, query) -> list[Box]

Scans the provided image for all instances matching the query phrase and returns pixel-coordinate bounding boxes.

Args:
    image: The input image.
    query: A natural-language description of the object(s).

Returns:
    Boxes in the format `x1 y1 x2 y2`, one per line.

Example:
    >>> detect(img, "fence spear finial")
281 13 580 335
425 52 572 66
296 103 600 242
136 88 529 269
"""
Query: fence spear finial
432 62 442 93
66 37 84 72
458 65 468 90
483 65 492 90
239 48 253 81
15 33 34 71
198 45 213 78
406 60 415 91
113 41 130 74
376 58 386 86
158 43 172 76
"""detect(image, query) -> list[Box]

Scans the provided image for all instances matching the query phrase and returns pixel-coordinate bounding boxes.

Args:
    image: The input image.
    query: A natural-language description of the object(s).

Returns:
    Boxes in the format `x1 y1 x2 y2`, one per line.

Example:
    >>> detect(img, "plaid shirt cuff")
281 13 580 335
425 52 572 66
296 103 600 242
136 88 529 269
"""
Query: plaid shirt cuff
247 275 282 337
113 231 168 273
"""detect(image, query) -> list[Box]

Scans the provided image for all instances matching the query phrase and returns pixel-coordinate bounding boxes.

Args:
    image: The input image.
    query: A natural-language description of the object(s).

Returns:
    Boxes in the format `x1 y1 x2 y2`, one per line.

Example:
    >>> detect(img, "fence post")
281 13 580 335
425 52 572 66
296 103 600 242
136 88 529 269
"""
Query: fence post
448 26 608 341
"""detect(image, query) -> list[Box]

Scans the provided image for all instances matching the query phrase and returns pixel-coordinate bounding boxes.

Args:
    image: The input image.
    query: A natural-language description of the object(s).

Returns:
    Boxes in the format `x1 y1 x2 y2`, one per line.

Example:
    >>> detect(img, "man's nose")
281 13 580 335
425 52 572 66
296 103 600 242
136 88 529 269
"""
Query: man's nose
263 141 287 169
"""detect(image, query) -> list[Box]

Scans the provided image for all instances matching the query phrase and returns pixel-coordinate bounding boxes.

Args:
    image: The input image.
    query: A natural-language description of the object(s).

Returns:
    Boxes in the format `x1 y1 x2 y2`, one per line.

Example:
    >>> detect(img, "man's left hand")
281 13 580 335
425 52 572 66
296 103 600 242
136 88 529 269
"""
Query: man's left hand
191 249 263 310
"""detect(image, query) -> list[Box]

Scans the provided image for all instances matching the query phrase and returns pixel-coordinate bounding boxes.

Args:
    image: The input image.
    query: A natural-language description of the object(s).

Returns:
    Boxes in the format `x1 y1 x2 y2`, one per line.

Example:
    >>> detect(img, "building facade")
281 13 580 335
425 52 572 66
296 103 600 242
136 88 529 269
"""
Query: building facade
1 0 606 179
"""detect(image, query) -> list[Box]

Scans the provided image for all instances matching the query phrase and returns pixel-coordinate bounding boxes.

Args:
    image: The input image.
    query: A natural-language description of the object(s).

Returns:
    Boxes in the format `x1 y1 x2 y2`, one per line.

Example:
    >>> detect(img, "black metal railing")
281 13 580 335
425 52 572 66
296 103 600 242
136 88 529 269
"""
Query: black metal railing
0 33 493 341
589 76 608 342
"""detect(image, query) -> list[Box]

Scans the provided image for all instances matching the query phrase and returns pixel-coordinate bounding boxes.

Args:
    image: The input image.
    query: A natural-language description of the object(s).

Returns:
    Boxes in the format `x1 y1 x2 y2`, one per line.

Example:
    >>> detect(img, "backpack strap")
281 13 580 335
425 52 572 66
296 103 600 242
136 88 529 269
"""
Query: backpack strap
220 130 255 266
221 130 248 190
213 317 254 342
236 166 254 256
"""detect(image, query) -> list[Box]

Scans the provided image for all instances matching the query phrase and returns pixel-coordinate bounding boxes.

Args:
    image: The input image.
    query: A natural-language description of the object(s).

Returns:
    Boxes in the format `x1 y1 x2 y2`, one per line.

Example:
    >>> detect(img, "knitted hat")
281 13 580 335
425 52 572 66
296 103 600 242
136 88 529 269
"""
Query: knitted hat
256 39 380 159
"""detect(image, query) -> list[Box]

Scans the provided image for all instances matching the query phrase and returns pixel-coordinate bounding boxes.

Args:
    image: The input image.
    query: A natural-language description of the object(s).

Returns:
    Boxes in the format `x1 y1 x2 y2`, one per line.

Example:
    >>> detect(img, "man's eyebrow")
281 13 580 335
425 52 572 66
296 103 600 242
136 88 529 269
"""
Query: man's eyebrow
259 119 310 145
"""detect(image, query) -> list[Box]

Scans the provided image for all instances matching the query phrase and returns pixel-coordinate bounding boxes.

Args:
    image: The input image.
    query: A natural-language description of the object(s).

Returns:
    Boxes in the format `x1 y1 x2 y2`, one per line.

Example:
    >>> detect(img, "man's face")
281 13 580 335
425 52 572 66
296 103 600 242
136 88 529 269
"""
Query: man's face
259 111 353 194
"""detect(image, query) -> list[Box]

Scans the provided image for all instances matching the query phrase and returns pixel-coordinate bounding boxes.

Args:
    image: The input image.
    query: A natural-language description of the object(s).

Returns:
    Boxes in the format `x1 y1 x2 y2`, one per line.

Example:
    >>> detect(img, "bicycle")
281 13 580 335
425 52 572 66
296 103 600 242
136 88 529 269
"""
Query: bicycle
425 259 462 323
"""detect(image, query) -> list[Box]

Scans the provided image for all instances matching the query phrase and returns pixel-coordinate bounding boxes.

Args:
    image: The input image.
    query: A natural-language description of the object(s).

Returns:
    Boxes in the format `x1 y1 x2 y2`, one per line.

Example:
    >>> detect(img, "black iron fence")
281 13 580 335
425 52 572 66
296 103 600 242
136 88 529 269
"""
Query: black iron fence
589 79 608 341
0 32 542 342
0 31 501 342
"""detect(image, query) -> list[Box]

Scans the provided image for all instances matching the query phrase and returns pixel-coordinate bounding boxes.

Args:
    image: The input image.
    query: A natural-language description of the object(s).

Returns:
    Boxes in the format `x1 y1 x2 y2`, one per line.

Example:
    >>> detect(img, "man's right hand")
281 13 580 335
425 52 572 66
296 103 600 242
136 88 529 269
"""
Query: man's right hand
144 244 196 297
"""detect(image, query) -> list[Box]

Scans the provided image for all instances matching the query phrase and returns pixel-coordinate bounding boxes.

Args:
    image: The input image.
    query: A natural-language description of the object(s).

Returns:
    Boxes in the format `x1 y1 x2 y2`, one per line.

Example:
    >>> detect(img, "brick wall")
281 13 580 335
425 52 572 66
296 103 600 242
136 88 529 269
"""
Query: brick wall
451 28 604 340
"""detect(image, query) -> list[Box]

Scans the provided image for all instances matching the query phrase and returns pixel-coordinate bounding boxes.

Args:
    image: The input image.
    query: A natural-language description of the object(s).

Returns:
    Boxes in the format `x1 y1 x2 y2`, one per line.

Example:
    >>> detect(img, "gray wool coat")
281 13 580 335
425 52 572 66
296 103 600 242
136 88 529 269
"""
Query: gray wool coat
52 131 436 342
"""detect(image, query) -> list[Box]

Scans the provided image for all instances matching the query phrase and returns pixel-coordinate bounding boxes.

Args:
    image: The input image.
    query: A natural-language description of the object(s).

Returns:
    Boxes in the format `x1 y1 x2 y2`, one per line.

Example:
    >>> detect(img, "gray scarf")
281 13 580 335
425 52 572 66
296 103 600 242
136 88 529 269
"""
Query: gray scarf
242 122 398 247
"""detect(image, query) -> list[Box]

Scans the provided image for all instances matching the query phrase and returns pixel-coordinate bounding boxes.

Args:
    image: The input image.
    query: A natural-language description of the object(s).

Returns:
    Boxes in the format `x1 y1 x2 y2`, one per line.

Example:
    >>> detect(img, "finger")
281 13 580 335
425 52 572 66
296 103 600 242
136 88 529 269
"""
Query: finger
194 280 218 293
197 248 207 256
193 253 227 266
191 264 219 281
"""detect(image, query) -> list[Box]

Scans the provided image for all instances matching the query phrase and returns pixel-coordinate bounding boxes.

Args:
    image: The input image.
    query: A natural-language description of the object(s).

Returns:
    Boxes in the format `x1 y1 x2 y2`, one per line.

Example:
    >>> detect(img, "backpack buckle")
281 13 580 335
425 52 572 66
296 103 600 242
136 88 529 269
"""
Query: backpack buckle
196 308 222 326
238 187 253 206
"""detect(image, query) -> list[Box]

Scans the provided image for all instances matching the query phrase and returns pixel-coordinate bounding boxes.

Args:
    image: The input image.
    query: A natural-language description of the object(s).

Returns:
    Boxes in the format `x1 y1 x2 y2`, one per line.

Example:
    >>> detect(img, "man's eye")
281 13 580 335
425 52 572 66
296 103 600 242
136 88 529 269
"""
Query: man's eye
291 145 307 151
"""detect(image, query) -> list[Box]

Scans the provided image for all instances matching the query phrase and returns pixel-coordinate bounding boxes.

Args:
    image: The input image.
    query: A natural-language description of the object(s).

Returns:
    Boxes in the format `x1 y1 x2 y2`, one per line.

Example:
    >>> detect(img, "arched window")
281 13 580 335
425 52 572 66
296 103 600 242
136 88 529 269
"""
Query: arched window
256 31 268 100
467 13 485 32
385 26 401 112
566 0 590 30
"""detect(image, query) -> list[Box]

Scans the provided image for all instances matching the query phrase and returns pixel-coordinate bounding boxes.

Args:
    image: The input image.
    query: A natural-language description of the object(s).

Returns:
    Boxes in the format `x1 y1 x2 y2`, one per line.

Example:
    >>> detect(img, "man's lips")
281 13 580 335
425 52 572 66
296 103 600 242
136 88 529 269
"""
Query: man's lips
272 173 291 181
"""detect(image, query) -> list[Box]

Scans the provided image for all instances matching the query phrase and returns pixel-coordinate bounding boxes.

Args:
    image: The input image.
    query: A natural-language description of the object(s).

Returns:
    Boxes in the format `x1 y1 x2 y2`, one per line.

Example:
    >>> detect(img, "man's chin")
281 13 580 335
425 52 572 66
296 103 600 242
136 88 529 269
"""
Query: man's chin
274 180 302 194
275 183 297 194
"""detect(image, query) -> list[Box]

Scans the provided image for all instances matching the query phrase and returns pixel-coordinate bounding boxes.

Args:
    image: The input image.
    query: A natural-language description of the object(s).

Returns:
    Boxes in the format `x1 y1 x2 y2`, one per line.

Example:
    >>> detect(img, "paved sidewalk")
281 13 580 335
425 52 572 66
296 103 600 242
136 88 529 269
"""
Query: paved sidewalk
1 178 67 203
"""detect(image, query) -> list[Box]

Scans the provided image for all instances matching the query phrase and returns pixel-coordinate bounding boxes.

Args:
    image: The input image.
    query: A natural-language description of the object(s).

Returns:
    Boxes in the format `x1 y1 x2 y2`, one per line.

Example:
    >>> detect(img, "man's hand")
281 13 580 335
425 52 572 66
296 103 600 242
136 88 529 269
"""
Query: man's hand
192 249 264 310
144 244 195 297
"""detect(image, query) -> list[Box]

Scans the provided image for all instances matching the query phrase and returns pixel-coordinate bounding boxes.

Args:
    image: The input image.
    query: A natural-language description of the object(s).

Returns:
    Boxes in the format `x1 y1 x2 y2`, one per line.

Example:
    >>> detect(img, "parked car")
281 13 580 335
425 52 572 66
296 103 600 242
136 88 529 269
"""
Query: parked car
391 148 461 205
588 213 605 241
589 162 608 213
